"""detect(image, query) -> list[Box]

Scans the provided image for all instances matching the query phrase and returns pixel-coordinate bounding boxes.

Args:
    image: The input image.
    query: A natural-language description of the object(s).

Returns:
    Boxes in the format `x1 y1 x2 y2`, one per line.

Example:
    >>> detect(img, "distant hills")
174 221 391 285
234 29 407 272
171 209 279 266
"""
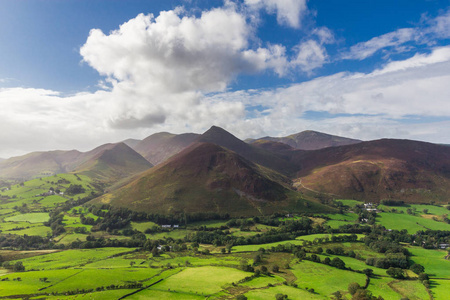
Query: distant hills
247 130 361 150
2 126 450 215
0 143 151 182
133 132 200 165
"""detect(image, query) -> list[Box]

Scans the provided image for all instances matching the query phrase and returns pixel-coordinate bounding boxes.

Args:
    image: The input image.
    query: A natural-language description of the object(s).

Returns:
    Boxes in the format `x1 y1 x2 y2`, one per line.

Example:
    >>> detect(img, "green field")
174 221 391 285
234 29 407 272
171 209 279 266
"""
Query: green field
335 199 363 207
4 212 49 223
150 266 249 295
408 247 450 278
376 212 450 233
291 260 367 297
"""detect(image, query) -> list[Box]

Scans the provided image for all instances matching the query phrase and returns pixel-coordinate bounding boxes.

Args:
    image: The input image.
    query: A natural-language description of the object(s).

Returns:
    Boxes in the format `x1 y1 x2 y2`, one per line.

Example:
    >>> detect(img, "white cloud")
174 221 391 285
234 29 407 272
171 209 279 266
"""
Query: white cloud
342 8 450 61
343 28 417 60
291 40 328 73
207 46 450 142
244 0 308 28
79 6 292 130
1 5 449 159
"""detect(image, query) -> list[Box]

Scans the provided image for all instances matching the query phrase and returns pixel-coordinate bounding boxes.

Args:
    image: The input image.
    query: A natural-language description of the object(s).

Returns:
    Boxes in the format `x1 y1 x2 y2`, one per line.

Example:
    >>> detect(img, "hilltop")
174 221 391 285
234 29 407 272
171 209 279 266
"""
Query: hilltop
133 132 200 165
248 130 361 150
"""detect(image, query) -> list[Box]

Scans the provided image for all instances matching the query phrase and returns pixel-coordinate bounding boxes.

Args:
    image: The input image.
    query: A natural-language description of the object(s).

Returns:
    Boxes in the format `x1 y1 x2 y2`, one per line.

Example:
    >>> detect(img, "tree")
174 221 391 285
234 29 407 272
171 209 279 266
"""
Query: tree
423 209 428 214
363 268 374 277
331 257 346 269
13 261 25 272
410 263 425 274
331 291 344 300
236 295 247 300
386 267 404 279
352 289 379 300
271 264 280 273
348 282 361 295
418 273 429 281
275 294 288 300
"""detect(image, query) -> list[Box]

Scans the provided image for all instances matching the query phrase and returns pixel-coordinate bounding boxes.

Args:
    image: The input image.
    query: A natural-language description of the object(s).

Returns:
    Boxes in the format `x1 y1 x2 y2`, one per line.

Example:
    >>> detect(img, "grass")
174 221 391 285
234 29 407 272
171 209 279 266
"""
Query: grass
244 284 326 299
291 260 367 297
430 279 450 300
366 277 406 300
131 221 159 232
376 212 450 233
408 247 450 278
146 230 190 240
389 280 430 300
12 248 134 270
150 266 249 295
335 199 363 207
45 268 160 293
42 289 137 300
4 212 49 223
129 290 204 299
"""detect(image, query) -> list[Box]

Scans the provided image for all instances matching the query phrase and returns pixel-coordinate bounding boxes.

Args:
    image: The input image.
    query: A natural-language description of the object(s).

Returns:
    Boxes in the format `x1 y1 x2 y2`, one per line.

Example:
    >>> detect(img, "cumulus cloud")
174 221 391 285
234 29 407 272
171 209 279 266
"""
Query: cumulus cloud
244 0 308 28
291 40 328 73
79 6 294 131
1 4 449 158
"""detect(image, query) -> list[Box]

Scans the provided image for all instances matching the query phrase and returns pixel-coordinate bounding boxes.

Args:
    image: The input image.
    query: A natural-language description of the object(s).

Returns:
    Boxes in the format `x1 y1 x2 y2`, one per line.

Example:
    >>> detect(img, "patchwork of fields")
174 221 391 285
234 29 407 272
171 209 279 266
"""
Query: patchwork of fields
0 176 449 299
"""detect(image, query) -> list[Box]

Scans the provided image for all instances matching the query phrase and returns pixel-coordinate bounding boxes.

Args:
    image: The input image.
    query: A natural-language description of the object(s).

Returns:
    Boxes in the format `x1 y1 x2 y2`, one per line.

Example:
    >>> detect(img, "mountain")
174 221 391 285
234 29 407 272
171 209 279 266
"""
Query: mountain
197 126 297 175
0 150 84 180
291 139 450 203
72 143 153 183
122 138 141 149
133 132 200 165
94 142 330 216
0 143 152 181
248 130 361 150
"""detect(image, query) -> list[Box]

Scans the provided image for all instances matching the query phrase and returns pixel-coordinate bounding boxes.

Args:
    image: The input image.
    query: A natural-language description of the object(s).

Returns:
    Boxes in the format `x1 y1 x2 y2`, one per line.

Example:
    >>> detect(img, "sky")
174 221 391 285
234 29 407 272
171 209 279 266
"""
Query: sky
0 0 449 158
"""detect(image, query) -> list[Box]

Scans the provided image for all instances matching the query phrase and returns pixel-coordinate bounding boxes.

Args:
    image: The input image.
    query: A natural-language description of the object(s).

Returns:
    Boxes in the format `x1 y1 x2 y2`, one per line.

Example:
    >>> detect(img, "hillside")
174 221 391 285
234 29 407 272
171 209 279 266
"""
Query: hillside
0 143 152 182
133 132 200 165
197 126 297 175
291 139 450 202
94 142 329 216
0 150 84 180
121 138 141 149
73 143 153 183
248 130 361 150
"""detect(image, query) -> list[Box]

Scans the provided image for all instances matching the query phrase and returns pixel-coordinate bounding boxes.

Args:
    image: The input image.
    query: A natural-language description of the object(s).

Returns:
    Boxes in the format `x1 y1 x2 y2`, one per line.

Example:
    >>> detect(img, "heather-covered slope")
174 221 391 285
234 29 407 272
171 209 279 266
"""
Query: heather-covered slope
95 142 330 216
248 130 361 150
133 132 200 165
292 139 450 203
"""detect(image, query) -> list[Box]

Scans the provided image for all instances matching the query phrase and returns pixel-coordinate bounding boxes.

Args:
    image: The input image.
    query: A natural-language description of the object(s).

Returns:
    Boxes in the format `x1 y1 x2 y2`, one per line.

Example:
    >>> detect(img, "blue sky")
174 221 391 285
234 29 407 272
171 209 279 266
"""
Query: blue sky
0 0 449 158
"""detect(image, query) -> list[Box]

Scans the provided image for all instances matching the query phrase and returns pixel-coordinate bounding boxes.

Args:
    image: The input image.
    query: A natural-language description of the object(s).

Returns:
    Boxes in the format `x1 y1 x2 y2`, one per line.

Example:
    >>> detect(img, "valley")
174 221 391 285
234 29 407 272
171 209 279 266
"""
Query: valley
0 127 449 299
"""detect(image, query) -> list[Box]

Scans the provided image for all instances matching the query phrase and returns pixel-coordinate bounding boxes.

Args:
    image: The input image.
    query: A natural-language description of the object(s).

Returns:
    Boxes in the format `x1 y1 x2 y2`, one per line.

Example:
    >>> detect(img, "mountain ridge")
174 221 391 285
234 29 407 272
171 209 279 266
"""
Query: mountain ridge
247 130 361 150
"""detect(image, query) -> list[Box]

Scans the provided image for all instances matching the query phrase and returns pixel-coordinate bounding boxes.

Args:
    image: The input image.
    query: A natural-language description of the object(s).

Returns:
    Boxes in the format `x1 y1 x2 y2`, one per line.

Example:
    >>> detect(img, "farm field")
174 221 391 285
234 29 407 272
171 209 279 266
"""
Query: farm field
376 212 450 233
0 174 448 299
0 235 447 299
